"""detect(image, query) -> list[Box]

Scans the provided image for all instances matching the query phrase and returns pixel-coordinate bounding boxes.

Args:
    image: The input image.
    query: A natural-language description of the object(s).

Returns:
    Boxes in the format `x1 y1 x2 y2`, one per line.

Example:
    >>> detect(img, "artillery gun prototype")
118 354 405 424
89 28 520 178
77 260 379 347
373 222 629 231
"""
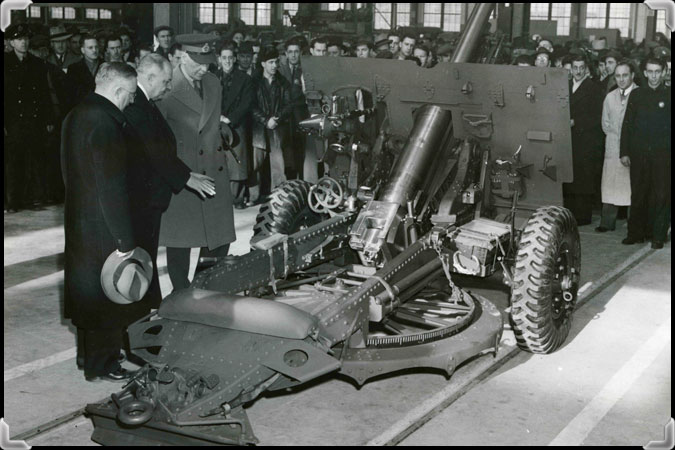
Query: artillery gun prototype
87 4 580 445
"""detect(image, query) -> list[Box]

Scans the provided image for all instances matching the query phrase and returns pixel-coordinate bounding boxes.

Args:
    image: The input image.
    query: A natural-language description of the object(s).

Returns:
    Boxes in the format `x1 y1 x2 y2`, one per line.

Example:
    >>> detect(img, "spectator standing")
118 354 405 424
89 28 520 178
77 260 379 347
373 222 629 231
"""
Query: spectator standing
61 62 146 382
279 36 309 180
355 38 373 59
154 26 174 59
398 32 416 60
156 34 235 289
216 42 254 208
309 37 328 56
599 50 621 95
167 43 183 69
119 29 137 65
105 35 123 63
67 35 102 108
68 29 82 57
250 47 293 202
620 57 671 249
597 61 637 232
388 32 400 57
237 41 256 76
4 24 54 212
564 54 604 225
413 45 431 67
124 54 216 305
47 25 81 72
326 37 342 57
534 48 551 68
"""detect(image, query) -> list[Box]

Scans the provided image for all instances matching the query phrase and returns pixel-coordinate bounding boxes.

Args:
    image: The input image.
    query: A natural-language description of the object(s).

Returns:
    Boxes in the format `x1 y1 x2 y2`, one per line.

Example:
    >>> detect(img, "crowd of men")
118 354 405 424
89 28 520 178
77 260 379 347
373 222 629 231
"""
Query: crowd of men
3 19 670 380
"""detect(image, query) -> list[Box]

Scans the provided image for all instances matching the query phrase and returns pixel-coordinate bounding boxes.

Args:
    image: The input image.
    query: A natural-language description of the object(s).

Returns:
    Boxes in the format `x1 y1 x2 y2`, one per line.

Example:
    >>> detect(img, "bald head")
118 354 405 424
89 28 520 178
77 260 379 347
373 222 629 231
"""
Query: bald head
136 53 173 101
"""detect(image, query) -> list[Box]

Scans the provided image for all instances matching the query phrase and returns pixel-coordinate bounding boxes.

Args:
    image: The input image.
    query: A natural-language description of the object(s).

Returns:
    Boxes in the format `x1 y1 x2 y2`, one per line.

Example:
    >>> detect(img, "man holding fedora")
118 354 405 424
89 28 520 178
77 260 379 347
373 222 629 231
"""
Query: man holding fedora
124 53 217 307
61 62 153 382
155 34 235 291
47 25 81 72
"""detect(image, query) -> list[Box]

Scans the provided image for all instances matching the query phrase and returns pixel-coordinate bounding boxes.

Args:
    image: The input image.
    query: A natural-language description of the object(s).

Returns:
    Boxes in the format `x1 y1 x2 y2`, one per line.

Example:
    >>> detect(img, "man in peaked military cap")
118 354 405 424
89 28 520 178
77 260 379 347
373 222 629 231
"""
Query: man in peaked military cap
154 34 235 291
4 23 54 212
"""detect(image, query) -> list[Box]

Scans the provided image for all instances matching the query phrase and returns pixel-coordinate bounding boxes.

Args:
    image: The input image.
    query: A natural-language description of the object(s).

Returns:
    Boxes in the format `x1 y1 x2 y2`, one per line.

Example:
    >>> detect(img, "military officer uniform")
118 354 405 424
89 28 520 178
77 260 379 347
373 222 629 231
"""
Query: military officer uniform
4 24 53 211
156 35 235 290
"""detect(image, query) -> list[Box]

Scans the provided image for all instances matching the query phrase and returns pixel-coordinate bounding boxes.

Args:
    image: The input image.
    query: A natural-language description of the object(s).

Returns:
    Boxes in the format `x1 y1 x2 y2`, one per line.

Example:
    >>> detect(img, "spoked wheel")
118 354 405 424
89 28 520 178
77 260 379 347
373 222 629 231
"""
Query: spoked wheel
510 206 581 354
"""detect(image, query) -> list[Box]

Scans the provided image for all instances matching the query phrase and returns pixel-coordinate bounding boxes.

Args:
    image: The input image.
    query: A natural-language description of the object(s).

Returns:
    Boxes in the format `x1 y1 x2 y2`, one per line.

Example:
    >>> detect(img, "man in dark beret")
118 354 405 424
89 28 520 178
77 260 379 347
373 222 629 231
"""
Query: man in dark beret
153 25 174 59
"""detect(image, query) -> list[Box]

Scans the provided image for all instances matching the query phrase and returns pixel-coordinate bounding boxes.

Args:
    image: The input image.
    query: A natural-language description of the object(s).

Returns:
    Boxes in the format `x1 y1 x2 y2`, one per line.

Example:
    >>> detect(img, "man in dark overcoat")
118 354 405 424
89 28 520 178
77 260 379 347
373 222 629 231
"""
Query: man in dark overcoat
564 54 604 225
278 36 310 180
61 62 150 382
156 35 235 291
216 41 254 208
124 53 216 305
4 24 54 212
620 57 671 249
66 34 102 110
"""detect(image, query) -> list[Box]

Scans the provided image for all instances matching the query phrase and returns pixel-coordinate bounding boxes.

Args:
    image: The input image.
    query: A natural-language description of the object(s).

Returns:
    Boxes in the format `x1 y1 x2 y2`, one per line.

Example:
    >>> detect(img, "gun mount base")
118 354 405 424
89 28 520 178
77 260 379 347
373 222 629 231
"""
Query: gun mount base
86 401 257 446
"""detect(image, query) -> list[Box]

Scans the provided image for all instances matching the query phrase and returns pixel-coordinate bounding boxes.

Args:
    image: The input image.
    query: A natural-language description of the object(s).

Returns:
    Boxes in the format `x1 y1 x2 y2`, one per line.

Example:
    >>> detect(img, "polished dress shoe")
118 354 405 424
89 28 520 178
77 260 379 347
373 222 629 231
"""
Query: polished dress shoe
77 352 126 370
651 241 664 249
85 367 135 383
234 202 247 210
621 237 645 245
595 226 613 233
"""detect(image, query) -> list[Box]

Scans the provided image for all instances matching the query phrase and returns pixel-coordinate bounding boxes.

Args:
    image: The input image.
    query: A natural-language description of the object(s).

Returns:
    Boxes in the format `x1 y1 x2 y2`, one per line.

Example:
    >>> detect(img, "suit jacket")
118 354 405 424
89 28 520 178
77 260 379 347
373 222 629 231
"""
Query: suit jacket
47 50 81 72
621 83 671 159
217 68 254 180
156 66 235 249
124 87 191 212
66 58 99 111
278 59 309 124
568 77 604 193
61 92 157 329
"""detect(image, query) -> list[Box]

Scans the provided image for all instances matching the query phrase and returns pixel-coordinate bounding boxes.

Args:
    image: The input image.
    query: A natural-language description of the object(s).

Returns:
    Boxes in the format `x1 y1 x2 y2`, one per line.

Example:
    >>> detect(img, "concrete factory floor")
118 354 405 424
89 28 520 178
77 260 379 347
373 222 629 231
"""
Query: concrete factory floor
4 204 671 446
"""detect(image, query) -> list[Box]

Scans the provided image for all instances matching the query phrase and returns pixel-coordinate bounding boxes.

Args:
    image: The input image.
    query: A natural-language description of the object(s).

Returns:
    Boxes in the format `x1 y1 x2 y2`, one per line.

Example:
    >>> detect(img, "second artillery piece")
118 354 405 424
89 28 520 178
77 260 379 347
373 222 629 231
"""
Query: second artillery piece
86 4 581 445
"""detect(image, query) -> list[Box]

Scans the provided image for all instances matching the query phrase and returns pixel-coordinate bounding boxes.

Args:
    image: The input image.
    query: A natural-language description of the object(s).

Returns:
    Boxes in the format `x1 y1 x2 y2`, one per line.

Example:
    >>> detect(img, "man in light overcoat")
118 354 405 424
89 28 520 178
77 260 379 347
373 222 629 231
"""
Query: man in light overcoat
156 34 235 290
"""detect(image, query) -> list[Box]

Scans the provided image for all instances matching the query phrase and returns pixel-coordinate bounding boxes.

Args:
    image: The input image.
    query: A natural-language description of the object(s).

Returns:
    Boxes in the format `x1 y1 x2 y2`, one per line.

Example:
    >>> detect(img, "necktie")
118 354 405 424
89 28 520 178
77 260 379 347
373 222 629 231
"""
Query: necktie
620 89 627 105
193 80 203 99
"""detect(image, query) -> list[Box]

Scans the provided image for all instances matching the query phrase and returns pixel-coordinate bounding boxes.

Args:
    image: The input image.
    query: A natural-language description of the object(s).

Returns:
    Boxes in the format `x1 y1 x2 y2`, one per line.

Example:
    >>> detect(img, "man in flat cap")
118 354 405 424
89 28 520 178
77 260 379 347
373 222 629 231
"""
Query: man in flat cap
4 23 54 212
153 25 174 59
47 25 81 72
250 46 293 203
155 34 235 290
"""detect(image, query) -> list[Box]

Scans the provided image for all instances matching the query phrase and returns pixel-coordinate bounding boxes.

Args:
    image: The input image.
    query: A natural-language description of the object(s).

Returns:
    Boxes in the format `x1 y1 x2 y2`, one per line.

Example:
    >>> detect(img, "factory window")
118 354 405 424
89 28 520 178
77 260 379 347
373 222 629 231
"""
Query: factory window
423 4 462 32
585 3 607 29
283 3 299 27
64 7 76 19
199 3 229 24
100 9 112 20
239 3 270 26
608 3 630 37
85 8 98 19
50 7 63 19
655 9 667 35
531 3 571 36
396 3 411 27
327 3 345 11
27 6 41 18
374 3 393 29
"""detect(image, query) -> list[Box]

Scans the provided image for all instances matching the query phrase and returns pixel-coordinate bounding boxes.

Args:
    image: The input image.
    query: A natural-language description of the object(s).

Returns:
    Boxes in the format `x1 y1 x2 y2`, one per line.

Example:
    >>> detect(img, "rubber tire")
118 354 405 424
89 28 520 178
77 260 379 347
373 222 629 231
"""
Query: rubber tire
510 206 581 354
251 180 322 244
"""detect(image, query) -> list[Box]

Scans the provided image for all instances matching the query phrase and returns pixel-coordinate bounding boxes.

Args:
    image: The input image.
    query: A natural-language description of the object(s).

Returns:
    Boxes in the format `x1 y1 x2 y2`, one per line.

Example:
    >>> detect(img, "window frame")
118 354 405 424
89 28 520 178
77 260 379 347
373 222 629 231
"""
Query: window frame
283 3 299 27
198 3 230 24
239 3 272 27
373 3 413 31
530 3 572 36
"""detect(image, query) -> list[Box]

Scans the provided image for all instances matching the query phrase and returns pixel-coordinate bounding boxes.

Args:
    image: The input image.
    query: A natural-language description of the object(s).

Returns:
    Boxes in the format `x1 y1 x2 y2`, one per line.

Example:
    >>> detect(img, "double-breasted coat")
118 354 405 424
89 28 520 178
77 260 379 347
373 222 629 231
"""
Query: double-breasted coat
217 67 254 181
567 77 604 194
156 66 235 249
61 93 157 329
600 84 636 206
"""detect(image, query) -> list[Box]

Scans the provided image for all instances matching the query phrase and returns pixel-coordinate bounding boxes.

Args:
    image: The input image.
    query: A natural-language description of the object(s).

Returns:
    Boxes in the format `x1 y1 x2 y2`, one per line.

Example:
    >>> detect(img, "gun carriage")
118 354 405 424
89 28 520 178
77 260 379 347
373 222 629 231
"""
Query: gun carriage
87 4 580 445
